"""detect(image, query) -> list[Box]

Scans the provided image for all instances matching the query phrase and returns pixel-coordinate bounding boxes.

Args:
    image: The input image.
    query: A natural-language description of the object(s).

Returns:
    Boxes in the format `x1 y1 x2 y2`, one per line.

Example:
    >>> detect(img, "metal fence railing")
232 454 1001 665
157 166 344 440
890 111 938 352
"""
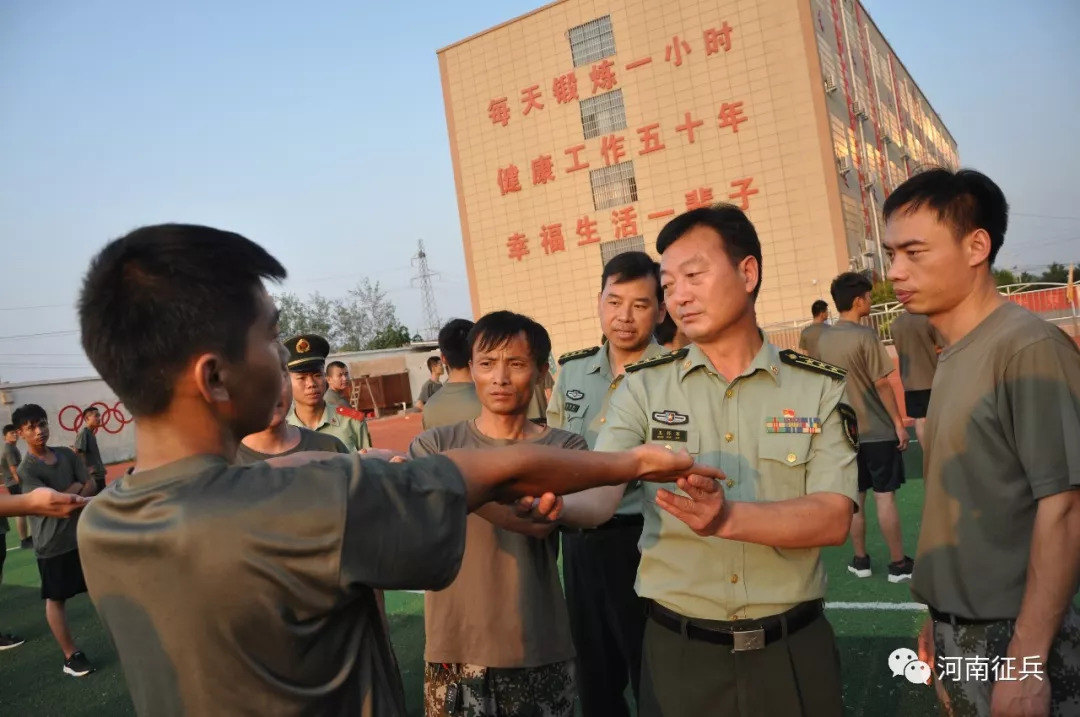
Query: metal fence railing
763 283 1076 351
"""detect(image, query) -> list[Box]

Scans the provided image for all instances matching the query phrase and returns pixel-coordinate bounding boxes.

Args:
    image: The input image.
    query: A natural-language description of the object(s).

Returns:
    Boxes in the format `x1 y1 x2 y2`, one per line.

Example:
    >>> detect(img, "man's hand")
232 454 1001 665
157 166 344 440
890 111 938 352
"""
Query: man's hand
654 475 726 536
917 618 934 669
513 493 563 523
25 487 89 518
990 669 1051 717
358 448 408 462
630 444 724 484
895 423 910 452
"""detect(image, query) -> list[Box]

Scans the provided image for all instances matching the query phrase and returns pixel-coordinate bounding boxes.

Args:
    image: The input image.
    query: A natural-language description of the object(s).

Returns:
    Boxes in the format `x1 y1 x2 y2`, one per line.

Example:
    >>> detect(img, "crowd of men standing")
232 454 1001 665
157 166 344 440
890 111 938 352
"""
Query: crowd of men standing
0 167 1077 717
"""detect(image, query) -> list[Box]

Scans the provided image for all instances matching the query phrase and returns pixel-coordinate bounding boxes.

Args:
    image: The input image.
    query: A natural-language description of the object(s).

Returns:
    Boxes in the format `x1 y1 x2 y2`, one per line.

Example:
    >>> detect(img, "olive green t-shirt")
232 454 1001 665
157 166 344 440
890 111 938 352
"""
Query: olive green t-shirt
817 319 897 443
77 452 468 717
421 382 482 430
410 420 585 668
911 302 1080 619
418 379 443 404
889 312 941 392
798 322 828 359
18 447 89 558
75 426 107 480
235 427 349 464
2 442 22 489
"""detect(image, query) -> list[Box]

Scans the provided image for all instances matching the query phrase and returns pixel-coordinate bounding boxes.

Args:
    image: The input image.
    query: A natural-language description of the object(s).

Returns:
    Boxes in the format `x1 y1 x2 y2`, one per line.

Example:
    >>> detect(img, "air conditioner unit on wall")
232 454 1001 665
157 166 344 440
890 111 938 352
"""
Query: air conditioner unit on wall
824 75 838 94
883 134 894 146
852 102 868 120
837 156 852 175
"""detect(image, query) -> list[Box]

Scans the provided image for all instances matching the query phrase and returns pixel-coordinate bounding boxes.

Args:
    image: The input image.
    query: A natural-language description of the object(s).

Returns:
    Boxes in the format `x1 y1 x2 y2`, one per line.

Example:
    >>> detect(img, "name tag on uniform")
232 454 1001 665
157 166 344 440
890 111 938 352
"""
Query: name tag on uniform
564 402 581 413
764 416 821 434
651 428 688 442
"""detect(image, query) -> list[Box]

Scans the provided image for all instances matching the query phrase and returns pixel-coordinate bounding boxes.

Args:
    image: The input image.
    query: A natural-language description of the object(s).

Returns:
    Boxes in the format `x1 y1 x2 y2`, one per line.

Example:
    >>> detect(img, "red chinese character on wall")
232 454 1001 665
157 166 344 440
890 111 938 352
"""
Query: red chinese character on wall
685 187 714 210
531 155 556 185
718 101 748 133
637 123 665 155
600 134 627 166
565 144 591 173
675 111 704 144
590 60 618 94
664 36 692 67
552 73 579 104
521 85 544 116
728 177 759 210
507 232 529 261
540 224 566 254
612 206 638 239
576 215 601 245
497 165 522 196
489 98 510 127
704 22 734 55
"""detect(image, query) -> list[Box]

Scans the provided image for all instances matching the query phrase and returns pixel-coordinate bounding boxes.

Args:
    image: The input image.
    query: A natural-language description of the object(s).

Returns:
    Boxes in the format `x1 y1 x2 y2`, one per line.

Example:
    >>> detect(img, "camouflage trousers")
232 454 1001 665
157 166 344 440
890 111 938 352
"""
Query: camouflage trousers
424 659 575 717
931 604 1080 716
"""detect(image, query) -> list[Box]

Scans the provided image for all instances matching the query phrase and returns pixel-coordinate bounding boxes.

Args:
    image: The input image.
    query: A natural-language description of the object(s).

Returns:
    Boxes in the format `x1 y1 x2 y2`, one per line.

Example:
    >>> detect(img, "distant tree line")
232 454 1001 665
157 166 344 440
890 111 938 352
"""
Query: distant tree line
871 261 1077 304
273 279 415 353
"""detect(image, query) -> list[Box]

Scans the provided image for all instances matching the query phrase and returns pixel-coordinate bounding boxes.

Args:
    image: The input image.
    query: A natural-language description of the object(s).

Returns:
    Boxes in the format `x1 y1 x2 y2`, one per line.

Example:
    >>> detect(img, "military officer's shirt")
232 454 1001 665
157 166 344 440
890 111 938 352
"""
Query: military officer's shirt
816 320 897 443
912 302 1080 619
286 402 372 452
77 452 468 717
547 340 667 515
798 322 828 359
889 312 941 392
594 340 858 620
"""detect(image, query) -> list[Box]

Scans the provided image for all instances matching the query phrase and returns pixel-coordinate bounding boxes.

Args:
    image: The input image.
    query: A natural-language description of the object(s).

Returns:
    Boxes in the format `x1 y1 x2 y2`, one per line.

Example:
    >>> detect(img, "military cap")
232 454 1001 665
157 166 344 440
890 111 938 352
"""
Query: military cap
284 334 330 373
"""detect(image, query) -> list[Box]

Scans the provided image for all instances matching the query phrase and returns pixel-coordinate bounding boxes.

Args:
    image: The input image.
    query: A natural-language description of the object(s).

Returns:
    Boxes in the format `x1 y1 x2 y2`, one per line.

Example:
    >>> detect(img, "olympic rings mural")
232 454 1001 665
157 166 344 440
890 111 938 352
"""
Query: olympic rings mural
58 401 132 435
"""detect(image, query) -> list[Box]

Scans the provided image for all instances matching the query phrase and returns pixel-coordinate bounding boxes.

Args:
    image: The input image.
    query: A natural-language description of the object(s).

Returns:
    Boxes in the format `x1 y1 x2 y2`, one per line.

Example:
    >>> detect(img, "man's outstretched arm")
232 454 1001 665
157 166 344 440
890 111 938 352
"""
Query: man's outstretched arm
0 488 88 518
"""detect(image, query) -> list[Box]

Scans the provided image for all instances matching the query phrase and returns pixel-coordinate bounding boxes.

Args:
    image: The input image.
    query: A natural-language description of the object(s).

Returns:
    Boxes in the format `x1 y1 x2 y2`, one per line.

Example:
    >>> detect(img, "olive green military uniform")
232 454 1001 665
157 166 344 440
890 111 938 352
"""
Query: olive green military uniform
547 340 665 716
284 334 372 452
286 404 371 452
422 382 482 431
594 340 858 717
912 302 1080 716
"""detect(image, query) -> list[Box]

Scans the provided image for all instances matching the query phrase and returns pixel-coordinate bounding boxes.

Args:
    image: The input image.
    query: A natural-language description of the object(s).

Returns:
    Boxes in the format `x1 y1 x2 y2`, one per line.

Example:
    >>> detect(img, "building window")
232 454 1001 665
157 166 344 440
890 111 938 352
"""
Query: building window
589 161 638 210
580 90 627 140
568 16 615 67
600 236 646 265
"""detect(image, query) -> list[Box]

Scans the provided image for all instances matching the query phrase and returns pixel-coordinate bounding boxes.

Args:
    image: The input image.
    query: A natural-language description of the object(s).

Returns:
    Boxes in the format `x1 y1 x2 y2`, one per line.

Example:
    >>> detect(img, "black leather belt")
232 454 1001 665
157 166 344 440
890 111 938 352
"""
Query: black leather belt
562 514 644 534
647 599 823 651
928 606 1012 627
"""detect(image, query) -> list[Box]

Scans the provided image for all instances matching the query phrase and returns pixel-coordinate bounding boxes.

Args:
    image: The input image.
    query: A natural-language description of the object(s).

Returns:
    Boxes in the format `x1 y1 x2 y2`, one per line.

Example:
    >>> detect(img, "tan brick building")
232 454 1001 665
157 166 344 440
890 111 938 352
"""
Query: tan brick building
438 0 957 356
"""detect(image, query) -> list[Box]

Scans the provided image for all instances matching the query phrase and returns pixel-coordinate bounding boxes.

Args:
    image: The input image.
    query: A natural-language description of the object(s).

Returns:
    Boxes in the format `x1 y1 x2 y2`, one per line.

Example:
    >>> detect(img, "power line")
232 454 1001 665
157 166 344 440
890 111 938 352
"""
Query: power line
0 303 71 312
0 330 78 342
1012 212 1080 222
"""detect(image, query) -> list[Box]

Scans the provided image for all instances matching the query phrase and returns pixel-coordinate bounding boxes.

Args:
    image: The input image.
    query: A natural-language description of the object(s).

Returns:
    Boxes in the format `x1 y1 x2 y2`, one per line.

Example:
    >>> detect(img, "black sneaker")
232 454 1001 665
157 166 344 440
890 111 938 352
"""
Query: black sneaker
63 651 95 677
0 633 26 650
847 554 872 578
888 556 915 583
19 538 33 550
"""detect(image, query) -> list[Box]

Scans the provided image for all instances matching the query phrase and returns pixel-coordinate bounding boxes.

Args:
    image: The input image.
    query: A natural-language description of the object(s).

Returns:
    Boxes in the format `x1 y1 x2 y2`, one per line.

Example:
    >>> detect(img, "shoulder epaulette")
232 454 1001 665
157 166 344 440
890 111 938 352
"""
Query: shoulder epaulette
625 347 689 373
558 345 601 365
779 349 847 381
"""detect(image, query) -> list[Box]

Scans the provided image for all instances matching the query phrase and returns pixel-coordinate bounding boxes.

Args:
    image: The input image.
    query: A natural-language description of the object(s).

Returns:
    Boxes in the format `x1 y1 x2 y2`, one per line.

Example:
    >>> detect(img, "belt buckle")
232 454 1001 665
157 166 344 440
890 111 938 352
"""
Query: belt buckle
731 628 765 652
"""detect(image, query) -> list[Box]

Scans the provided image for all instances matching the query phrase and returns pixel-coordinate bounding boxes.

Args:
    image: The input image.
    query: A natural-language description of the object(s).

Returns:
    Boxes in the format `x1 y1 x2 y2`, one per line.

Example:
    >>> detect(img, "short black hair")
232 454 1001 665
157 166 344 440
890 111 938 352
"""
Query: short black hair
326 361 347 374
12 404 47 429
468 311 551 370
82 406 100 419
3 424 16 434
656 203 763 299
79 224 287 417
426 356 442 371
438 319 475 370
654 313 678 345
830 272 873 312
811 300 829 318
601 251 663 305
882 168 1009 265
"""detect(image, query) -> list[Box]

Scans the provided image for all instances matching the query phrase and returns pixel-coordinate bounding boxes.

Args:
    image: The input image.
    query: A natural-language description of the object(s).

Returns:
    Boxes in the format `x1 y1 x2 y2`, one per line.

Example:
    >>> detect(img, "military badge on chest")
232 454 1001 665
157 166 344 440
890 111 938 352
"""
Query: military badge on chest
764 408 821 434
564 389 585 414
650 410 689 442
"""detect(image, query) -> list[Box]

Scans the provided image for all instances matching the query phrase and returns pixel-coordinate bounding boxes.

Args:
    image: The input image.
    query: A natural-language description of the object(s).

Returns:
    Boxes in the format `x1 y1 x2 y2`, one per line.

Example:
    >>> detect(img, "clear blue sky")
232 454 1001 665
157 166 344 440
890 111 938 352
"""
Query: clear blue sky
1 0 1077 382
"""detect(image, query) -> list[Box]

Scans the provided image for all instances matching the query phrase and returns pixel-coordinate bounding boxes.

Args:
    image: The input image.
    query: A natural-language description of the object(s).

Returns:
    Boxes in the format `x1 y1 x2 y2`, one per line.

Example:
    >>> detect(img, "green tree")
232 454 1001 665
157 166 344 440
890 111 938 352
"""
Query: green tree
1019 271 1038 284
1040 263 1069 284
365 322 412 350
273 291 334 340
871 281 896 305
992 268 1018 287
333 279 405 352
